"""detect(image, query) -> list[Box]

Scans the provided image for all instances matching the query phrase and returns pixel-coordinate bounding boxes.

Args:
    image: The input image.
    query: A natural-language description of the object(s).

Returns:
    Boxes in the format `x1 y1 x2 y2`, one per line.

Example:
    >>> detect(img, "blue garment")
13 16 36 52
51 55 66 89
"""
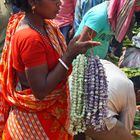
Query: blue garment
74 0 105 32
75 1 114 58
60 24 72 44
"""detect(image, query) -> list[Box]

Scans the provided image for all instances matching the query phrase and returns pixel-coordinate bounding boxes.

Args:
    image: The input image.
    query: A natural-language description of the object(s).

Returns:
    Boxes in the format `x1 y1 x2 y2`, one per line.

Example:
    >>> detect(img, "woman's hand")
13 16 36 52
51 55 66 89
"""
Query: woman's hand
65 35 101 60
25 36 100 100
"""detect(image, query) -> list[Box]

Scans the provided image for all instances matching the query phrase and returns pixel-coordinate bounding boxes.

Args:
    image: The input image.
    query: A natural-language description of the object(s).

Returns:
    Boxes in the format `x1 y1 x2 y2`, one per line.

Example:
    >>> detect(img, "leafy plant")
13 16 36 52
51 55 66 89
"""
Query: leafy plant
123 25 140 48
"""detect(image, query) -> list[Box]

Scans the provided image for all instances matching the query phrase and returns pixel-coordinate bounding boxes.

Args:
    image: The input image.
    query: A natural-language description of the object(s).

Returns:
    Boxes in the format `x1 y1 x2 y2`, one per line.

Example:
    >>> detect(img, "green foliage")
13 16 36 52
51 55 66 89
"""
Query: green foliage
121 67 140 78
123 36 134 47
132 25 140 35
134 111 140 130
105 53 119 66
123 25 140 48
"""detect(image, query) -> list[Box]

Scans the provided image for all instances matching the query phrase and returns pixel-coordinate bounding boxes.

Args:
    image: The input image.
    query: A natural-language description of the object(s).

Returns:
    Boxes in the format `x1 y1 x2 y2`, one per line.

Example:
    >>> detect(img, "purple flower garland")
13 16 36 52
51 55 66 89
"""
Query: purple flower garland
84 55 108 131
70 54 108 134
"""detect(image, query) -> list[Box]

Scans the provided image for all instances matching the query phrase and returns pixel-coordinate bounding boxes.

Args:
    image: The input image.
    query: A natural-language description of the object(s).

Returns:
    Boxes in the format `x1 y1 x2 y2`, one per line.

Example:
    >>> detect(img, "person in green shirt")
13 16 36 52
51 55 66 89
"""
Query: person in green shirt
75 1 113 59
75 0 140 59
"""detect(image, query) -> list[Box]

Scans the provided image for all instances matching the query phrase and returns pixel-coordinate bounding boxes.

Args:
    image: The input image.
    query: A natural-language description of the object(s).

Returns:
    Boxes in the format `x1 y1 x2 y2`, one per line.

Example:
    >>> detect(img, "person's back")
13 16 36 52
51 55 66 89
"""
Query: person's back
84 60 135 140
72 60 135 140
101 60 136 131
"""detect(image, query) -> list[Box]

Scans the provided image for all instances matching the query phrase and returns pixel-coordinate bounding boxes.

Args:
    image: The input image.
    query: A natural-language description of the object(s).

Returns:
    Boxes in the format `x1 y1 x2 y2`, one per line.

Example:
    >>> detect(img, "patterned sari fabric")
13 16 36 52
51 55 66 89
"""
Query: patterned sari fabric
108 0 140 42
0 12 73 140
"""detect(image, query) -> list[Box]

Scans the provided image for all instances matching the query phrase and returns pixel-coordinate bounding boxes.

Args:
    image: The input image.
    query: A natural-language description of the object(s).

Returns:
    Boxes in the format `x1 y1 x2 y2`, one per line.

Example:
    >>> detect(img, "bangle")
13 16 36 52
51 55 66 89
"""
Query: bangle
58 58 69 70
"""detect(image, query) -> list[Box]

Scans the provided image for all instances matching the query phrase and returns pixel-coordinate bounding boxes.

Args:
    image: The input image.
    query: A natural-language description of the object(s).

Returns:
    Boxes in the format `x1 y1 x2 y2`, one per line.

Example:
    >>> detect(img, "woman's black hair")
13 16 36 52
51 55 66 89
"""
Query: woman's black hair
130 76 140 89
10 0 32 13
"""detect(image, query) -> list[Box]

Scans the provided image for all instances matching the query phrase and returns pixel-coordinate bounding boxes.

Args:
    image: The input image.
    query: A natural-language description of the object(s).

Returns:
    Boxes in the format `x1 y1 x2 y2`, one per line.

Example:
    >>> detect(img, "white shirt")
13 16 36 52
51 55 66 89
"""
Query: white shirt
69 60 136 131
101 60 136 131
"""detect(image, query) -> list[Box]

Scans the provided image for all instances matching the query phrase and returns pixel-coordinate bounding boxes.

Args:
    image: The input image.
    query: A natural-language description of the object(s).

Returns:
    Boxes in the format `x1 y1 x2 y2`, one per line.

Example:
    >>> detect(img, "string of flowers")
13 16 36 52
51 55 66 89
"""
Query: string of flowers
70 54 108 135
84 55 108 131
69 54 87 135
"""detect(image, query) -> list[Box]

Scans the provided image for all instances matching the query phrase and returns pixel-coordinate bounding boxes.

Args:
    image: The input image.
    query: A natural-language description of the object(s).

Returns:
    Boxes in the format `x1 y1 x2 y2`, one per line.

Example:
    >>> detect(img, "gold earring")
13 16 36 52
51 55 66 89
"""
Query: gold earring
32 6 36 14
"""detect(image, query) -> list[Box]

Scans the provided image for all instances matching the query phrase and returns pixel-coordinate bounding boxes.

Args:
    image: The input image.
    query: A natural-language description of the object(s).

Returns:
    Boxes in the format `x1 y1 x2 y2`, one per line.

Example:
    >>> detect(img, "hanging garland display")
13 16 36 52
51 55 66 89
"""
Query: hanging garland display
84 55 108 131
69 54 87 135
69 54 108 135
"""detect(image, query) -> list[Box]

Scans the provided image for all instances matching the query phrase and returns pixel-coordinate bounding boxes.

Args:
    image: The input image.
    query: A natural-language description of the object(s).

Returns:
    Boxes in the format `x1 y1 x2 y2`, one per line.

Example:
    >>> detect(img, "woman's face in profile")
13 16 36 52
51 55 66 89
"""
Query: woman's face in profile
34 0 61 19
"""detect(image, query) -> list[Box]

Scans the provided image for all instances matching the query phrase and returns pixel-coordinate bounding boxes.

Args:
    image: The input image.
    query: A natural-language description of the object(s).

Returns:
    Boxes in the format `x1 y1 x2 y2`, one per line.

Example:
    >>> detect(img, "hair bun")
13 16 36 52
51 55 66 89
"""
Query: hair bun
11 0 31 12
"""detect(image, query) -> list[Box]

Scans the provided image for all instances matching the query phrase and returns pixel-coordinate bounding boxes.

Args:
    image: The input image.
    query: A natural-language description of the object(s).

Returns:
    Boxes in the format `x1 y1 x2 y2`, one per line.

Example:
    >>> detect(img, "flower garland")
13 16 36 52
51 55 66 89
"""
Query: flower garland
69 54 87 135
84 55 108 131
70 54 108 135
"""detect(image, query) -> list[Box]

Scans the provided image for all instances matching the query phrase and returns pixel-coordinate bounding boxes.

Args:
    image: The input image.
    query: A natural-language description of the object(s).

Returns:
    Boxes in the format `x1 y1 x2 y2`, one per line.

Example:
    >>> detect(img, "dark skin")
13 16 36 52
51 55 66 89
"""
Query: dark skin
77 26 97 42
16 0 101 100
85 121 133 140
74 121 133 140
25 38 100 99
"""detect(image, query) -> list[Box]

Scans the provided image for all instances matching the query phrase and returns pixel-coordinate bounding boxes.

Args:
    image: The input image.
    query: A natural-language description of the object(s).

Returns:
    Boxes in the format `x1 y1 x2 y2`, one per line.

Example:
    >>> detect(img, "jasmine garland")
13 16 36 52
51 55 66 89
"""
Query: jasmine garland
69 54 87 135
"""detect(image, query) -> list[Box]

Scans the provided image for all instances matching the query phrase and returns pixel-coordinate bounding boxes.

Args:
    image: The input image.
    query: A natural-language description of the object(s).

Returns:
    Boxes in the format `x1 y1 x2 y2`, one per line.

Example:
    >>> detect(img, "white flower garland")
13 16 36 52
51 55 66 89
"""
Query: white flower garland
69 54 87 135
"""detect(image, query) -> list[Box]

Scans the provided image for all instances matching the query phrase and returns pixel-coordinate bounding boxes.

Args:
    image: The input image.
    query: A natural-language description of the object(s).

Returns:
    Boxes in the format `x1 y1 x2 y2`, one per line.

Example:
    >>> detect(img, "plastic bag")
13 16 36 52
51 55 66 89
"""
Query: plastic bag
132 32 140 49
119 47 140 68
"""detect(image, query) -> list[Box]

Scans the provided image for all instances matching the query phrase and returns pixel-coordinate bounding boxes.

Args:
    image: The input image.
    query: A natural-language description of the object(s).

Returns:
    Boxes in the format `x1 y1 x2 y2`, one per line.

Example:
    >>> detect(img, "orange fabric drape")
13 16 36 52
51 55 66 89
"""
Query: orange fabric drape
0 12 73 140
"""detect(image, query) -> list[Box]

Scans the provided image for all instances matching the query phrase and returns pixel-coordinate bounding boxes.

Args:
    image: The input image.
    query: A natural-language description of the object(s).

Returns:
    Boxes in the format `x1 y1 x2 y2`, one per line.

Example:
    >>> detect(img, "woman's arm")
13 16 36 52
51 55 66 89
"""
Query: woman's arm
78 26 97 42
25 37 101 100
25 53 72 100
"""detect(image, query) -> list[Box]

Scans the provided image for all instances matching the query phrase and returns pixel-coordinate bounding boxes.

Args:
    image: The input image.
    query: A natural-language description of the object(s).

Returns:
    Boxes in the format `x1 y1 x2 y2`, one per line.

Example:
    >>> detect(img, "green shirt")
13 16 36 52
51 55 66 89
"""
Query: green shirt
75 1 114 58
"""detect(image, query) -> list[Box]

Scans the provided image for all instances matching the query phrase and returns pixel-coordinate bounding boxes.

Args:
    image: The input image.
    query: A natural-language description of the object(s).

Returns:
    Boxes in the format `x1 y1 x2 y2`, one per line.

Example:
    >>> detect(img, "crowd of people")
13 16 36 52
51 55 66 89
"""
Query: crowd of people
0 0 140 140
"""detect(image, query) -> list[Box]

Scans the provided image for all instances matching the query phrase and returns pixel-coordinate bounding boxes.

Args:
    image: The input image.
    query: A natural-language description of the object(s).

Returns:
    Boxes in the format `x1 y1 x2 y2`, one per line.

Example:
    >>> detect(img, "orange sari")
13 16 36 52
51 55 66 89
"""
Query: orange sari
0 12 73 140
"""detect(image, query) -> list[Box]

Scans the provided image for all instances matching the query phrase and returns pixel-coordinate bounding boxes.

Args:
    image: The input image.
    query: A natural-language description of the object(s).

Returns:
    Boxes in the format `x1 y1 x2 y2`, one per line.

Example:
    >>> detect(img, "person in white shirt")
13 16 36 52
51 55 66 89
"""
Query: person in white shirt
101 60 136 131
86 60 136 140
72 60 136 140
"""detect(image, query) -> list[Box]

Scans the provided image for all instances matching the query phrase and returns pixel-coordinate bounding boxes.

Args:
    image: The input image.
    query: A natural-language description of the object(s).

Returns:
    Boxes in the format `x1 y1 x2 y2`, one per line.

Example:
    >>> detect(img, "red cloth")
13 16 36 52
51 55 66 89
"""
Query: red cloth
0 13 73 139
12 27 72 88
12 27 60 72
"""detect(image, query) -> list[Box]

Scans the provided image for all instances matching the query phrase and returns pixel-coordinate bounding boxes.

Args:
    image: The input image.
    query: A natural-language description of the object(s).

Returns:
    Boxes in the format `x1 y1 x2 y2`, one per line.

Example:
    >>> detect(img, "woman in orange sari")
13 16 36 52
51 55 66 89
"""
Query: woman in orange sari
0 0 101 139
